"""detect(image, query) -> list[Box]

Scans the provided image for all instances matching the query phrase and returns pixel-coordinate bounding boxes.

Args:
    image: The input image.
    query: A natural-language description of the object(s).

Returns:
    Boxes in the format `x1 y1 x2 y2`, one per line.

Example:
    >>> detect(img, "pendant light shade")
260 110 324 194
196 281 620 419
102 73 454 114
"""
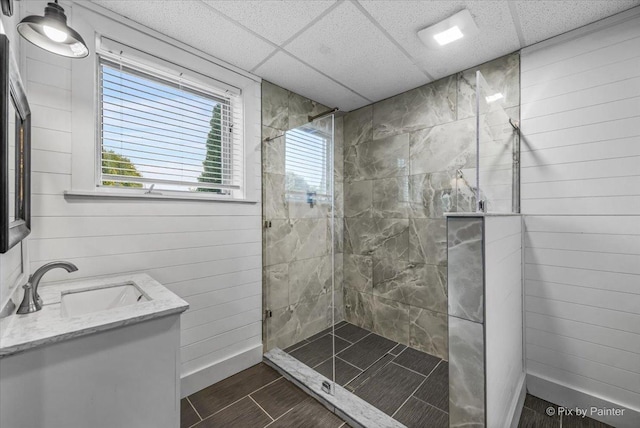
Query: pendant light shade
17 0 89 58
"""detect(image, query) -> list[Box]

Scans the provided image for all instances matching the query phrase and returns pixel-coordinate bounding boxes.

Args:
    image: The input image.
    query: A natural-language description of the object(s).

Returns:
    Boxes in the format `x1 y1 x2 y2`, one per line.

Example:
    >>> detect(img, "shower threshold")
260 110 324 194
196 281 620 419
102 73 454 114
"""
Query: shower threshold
264 322 449 428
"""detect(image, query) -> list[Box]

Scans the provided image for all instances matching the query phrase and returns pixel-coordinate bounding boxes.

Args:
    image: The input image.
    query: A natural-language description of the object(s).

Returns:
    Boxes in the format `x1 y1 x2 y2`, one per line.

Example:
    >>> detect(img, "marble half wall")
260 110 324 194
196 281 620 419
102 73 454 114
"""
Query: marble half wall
343 53 520 360
446 214 525 428
262 81 344 351
447 215 486 428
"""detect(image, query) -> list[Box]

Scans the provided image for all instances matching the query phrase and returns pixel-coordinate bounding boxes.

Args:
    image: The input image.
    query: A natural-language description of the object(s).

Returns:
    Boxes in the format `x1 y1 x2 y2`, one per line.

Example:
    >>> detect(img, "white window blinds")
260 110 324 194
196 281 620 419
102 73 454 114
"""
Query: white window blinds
285 126 331 198
98 56 243 195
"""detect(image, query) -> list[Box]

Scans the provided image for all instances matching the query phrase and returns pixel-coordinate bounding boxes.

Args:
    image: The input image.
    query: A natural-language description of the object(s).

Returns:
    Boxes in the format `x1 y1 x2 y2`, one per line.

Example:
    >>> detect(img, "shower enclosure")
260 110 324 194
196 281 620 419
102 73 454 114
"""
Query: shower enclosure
262 63 522 427
263 113 340 391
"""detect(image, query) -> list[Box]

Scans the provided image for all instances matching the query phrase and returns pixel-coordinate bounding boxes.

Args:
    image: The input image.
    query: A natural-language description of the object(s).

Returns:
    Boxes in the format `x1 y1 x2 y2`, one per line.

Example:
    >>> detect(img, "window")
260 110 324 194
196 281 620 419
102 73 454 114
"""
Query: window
284 124 332 202
98 56 243 196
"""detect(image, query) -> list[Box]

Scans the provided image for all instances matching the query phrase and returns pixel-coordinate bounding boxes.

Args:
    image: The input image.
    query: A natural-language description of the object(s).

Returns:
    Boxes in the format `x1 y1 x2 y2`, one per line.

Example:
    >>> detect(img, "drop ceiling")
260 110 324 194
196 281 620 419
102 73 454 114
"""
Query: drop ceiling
92 0 640 111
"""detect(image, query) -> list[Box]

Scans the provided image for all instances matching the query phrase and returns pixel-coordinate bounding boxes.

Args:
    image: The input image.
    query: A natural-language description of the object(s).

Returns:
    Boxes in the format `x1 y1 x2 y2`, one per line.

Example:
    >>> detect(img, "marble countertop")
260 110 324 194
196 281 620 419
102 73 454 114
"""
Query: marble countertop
0 273 189 358
445 211 522 217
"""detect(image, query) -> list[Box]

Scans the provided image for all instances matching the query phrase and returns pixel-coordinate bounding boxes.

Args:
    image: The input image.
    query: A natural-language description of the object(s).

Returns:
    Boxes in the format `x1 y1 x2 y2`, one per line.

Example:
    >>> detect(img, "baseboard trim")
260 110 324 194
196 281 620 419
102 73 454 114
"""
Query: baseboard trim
509 373 527 428
180 344 263 397
526 373 640 428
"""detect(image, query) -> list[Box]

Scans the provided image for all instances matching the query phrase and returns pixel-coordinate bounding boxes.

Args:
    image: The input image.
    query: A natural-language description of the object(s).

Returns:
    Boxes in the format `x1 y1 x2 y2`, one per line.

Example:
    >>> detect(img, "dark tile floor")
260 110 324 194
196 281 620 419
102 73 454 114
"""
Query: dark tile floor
180 322 615 428
518 394 614 428
283 322 449 427
283 322 617 428
181 363 348 428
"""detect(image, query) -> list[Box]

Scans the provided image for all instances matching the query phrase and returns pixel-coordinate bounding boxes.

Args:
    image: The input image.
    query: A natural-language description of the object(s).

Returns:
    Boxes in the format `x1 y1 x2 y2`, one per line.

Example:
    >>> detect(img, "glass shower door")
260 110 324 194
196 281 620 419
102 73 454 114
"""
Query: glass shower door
263 114 336 392
475 71 520 213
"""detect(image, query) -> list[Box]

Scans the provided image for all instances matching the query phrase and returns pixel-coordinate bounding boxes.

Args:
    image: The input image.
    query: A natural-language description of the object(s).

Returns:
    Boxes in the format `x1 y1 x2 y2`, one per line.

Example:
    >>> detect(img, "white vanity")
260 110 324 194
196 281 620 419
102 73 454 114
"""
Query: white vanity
0 273 188 428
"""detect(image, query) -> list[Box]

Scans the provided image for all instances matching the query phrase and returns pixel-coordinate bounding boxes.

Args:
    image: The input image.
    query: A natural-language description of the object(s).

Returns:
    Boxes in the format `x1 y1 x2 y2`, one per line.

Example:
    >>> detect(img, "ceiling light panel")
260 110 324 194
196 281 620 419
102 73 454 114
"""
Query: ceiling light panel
359 0 520 80
433 25 464 46
418 9 478 49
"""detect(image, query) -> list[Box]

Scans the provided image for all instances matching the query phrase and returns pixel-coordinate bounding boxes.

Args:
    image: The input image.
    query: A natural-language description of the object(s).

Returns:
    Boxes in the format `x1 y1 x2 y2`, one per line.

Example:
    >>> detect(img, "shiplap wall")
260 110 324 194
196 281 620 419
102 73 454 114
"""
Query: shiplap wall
520 8 640 423
21 1 263 396
485 215 524 428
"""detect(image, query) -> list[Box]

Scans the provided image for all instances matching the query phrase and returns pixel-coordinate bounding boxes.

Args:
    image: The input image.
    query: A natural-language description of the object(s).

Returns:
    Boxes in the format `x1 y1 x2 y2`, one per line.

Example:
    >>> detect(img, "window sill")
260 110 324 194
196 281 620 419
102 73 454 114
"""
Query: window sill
63 190 258 204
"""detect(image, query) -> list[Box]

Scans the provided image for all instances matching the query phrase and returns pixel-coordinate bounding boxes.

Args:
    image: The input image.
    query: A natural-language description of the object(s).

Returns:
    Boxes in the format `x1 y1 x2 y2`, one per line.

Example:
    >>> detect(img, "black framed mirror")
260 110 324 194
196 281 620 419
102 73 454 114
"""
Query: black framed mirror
1 34 31 254
1 0 13 17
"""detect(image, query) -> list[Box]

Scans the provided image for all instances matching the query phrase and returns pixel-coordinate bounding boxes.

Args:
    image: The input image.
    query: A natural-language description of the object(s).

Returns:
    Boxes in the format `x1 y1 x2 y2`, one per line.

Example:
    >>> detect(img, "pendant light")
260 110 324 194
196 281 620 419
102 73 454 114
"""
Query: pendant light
17 0 89 58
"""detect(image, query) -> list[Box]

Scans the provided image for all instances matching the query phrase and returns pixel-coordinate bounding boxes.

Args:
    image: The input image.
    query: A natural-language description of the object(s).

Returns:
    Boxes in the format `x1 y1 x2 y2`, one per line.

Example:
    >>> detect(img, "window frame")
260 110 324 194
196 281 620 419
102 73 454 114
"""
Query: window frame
66 2 261 203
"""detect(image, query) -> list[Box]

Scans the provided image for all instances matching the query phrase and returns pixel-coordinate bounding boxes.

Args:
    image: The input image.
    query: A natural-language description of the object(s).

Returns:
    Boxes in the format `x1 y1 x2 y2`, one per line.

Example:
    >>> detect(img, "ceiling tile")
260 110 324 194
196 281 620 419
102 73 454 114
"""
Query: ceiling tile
203 0 337 45
359 0 521 80
254 51 370 111
513 0 640 46
285 1 429 102
92 0 276 71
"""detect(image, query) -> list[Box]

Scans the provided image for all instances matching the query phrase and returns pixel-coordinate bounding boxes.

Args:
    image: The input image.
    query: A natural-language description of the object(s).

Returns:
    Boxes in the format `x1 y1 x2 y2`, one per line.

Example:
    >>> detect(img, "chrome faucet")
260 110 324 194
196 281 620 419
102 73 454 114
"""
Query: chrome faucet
17 261 79 314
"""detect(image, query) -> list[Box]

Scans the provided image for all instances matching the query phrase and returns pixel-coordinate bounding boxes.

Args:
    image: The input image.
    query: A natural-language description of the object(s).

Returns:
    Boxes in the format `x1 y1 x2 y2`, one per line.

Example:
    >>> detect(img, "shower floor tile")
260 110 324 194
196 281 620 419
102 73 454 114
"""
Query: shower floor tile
337 333 397 369
353 362 426 415
345 354 395 391
335 323 370 343
315 357 363 386
393 347 441 377
277 322 616 428
394 397 449 428
413 361 449 412
282 321 450 426
289 334 351 368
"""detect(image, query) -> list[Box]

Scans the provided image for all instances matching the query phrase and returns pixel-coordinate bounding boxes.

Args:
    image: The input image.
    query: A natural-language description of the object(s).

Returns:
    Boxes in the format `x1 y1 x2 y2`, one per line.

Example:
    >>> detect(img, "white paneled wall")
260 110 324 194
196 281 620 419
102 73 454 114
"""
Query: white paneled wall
21 1 263 396
485 215 524 428
521 8 640 426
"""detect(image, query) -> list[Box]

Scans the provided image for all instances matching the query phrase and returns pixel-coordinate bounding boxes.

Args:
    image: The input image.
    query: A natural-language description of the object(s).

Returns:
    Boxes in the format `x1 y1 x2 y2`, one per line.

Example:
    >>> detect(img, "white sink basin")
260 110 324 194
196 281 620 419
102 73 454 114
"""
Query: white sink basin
60 282 149 317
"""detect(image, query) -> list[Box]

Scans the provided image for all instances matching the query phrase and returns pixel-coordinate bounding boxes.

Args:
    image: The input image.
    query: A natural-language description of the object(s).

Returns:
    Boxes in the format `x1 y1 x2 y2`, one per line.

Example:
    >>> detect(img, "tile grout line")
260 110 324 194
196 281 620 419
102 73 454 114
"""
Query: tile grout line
391 360 444 419
287 323 372 366
190 372 283 423
335 331 372 354
263 405 297 428
389 360 437 379
186 396 203 422
193 396 249 426
348 346 391 372
247 374 284 396
337 355 364 371
390 373 430 419
345 351 396 390
408 394 449 416
248 395 274 422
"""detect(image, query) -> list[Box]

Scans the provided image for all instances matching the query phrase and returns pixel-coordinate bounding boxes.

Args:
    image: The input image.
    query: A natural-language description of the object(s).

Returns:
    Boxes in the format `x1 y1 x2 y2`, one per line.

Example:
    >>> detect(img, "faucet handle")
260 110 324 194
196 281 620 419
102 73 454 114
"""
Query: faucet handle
16 283 42 315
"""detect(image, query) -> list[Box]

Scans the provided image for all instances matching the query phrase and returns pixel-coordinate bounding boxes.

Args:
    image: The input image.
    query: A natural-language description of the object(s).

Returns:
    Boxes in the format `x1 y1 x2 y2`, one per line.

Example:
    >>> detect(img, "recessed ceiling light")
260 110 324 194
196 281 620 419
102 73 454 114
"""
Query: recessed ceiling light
485 93 504 103
433 26 464 46
417 9 479 49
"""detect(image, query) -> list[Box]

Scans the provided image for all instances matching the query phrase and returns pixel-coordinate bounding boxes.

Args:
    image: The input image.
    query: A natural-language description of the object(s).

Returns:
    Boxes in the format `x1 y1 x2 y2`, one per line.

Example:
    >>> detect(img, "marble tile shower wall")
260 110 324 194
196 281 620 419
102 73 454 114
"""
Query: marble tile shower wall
262 81 345 351
342 53 519 360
